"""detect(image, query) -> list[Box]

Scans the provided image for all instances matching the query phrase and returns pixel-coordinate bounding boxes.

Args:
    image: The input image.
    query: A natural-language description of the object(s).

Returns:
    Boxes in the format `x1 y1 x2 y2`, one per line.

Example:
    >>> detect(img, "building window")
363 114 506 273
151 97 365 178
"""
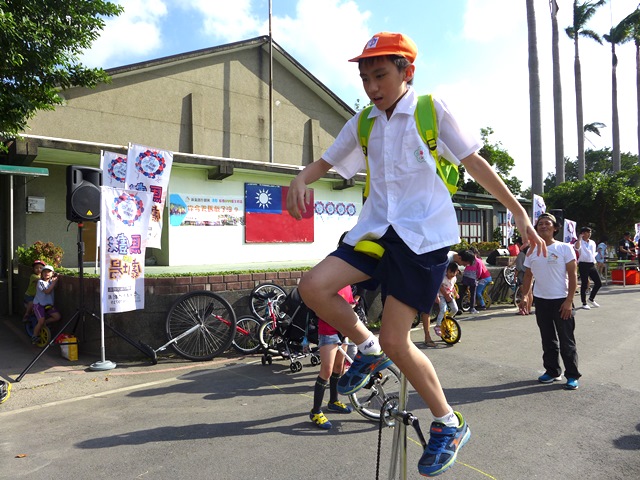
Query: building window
497 211 510 245
456 209 482 244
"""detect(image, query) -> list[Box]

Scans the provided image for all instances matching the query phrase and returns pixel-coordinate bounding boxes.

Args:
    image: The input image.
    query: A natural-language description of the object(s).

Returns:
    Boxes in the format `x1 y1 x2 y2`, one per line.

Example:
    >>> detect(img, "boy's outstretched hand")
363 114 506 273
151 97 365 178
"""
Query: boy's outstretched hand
515 214 547 258
286 177 311 220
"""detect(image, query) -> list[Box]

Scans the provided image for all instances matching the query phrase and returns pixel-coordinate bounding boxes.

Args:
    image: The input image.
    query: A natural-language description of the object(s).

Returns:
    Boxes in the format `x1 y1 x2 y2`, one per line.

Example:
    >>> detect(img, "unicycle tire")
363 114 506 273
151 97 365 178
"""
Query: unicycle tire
348 364 401 421
440 315 461 345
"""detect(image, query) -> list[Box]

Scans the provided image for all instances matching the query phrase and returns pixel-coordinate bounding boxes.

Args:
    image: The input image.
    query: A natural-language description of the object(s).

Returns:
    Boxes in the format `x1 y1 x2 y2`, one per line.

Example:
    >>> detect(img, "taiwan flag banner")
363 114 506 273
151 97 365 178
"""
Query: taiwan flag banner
125 143 174 249
245 183 314 243
100 186 153 314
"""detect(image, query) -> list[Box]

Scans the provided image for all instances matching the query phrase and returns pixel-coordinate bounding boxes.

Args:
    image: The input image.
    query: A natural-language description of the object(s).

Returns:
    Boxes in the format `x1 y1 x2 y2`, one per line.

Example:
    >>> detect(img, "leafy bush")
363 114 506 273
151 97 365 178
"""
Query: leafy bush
16 241 64 267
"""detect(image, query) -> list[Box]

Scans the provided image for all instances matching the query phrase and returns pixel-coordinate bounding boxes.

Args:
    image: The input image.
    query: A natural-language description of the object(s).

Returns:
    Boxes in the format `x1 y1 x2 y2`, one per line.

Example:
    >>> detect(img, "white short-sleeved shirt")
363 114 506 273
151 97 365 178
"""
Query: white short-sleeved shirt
575 238 597 263
523 242 576 299
322 87 481 255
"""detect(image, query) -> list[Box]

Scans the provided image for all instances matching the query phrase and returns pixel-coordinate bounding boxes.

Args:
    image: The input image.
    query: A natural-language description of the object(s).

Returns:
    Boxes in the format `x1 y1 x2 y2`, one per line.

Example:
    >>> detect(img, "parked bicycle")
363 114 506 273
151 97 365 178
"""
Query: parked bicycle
140 291 237 364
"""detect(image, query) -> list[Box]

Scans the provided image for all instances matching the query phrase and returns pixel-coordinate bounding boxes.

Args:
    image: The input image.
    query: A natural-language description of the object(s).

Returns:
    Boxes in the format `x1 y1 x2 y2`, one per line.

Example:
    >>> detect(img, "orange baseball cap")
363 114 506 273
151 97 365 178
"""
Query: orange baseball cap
349 32 418 63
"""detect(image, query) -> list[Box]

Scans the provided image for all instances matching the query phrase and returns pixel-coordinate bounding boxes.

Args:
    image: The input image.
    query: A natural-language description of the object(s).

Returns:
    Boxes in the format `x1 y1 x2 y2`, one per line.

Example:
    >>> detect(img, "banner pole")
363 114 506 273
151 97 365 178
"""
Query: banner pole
90 186 116 371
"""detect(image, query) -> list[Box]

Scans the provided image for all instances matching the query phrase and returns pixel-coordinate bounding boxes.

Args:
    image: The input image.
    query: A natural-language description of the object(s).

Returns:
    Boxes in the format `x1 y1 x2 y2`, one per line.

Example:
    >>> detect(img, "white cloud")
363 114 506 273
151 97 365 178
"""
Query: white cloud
82 0 168 68
463 0 524 42
182 0 262 40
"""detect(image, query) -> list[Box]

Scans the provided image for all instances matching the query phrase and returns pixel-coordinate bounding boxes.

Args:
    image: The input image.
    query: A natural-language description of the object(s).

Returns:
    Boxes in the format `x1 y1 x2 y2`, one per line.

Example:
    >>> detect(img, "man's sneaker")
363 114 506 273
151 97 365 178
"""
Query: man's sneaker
336 351 393 395
538 373 562 384
469 308 479 314
418 411 471 477
309 410 332 430
588 299 600 308
565 378 579 390
327 401 352 414
582 303 591 310
434 325 442 337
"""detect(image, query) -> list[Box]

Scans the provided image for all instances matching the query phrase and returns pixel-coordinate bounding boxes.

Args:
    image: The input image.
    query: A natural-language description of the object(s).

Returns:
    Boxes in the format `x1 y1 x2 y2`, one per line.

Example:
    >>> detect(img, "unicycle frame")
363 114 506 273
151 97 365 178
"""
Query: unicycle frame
386 373 427 480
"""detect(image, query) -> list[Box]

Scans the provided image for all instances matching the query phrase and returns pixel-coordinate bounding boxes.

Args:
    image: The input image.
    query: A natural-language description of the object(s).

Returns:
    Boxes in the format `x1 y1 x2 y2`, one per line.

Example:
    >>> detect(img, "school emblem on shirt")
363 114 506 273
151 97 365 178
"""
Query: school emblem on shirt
414 147 427 163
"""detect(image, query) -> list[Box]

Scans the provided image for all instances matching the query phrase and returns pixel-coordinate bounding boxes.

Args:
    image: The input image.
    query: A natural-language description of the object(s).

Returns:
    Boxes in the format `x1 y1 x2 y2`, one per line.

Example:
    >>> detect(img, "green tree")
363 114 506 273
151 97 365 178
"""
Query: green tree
604 19 634 171
566 0 606 180
0 0 123 147
527 0 543 194
545 166 640 240
462 127 522 195
543 147 638 190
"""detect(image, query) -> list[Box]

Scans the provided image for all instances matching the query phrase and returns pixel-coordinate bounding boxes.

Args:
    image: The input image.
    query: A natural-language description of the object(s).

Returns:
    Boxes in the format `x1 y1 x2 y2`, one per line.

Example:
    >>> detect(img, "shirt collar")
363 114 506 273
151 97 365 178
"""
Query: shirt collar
368 86 417 119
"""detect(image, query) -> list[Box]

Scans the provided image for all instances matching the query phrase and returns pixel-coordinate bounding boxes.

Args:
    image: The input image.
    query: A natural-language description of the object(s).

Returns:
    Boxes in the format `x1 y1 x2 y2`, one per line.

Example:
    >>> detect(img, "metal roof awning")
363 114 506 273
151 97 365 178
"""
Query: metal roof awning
453 202 493 210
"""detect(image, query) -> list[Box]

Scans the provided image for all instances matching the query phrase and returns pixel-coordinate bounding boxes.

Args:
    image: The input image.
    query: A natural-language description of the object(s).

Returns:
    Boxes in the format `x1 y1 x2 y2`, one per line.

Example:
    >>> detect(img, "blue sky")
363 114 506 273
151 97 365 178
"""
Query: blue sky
83 0 640 188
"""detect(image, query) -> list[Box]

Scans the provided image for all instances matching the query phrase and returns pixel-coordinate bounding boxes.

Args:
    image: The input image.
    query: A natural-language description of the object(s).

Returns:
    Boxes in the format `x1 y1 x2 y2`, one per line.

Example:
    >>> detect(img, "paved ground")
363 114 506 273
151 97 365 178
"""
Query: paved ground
1 284 640 479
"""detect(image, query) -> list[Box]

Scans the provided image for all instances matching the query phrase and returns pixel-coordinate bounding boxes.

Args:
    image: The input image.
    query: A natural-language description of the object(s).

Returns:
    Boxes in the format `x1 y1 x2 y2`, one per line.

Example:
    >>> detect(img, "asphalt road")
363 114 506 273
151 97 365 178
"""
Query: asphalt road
1 283 639 479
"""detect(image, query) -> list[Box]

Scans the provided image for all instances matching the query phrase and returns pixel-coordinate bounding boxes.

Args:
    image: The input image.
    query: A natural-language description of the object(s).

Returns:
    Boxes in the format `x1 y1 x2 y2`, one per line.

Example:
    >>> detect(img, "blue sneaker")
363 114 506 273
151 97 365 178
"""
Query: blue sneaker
538 373 562 384
309 410 332 430
565 378 579 390
336 351 393 395
327 400 352 414
418 411 471 477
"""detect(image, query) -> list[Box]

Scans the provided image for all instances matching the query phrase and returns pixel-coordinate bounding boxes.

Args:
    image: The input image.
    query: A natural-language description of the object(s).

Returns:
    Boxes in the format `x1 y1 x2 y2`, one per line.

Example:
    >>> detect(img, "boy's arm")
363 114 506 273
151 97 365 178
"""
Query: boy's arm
286 159 333 220
461 152 546 257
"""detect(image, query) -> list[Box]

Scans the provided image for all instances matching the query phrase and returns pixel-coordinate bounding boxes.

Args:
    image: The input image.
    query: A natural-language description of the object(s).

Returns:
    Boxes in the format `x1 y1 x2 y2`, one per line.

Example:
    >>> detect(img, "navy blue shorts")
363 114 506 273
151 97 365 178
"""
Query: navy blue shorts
329 227 449 314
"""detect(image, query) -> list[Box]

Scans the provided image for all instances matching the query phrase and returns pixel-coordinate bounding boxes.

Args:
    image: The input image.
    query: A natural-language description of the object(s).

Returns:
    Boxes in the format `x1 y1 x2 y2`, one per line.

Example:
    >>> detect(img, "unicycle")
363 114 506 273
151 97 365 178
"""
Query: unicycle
439 314 461 345
24 315 51 348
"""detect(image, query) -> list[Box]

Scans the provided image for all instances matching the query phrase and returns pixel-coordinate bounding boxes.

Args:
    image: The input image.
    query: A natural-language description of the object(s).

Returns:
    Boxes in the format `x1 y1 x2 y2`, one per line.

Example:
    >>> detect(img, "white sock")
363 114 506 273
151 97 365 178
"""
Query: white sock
434 408 459 428
357 335 381 355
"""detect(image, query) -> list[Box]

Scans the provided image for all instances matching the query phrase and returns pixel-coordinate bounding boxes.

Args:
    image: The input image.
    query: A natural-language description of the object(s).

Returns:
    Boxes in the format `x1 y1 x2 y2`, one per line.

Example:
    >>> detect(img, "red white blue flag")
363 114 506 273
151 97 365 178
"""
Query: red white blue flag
244 183 314 243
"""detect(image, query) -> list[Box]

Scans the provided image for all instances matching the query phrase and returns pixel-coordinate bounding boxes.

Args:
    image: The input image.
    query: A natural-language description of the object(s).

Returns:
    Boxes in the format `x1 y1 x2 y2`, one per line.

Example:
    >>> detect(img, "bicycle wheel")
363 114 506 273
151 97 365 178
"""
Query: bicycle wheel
440 315 461 345
513 285 523 307
503 266 516 287
250 283 286 321
258 319 280 355
166 291 237 361
460 289 471 312
349 364 401 421
232 315 262 354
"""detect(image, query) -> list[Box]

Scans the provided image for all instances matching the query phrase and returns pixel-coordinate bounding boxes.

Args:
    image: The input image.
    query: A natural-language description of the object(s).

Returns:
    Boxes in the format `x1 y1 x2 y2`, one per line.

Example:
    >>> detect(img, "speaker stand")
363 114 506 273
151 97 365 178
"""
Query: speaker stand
14 222 155 382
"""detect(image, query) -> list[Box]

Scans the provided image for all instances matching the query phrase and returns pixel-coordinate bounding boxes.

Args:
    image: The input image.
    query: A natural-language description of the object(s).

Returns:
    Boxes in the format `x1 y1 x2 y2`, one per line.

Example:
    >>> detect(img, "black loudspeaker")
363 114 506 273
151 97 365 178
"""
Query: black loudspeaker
486 248 511 265
66 165 102 222
549 208 564 241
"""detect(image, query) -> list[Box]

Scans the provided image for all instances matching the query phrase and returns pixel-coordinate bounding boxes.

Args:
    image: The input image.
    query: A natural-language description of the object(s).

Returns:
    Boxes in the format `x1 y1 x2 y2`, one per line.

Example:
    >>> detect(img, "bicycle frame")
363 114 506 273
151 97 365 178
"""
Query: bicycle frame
156 309 232 355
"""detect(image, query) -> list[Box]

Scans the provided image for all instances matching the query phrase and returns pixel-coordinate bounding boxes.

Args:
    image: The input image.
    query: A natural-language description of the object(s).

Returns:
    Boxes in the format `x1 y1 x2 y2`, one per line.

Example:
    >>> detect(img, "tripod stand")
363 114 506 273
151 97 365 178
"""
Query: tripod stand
15 222 154 382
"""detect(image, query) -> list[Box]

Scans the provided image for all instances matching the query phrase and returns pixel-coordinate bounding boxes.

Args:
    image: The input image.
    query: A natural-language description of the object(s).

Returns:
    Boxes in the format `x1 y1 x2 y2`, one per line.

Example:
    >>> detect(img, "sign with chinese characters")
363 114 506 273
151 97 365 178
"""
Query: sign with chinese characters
169 193 244 226
125 143 173 249
100 186 153 314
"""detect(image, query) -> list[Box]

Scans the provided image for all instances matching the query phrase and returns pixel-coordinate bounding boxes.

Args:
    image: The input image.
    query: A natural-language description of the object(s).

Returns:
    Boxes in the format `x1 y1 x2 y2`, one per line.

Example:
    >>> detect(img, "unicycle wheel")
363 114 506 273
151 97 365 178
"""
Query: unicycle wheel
440 316 461 345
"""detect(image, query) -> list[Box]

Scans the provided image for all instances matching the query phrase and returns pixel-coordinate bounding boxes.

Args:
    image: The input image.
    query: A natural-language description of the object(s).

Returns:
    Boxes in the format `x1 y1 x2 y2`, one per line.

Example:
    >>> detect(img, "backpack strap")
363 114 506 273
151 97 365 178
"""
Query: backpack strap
357 106 375 199
414 95 459 195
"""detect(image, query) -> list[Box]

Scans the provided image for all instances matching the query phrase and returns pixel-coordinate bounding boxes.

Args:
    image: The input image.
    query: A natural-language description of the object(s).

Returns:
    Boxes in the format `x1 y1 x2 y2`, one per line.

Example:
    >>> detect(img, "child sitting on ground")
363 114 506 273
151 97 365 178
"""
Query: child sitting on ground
31 264 61 344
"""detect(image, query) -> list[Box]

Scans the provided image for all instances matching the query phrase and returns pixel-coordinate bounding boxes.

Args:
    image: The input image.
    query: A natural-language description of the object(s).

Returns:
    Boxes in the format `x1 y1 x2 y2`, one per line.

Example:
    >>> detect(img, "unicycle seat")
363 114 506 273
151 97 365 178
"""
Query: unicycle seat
354 240 385 260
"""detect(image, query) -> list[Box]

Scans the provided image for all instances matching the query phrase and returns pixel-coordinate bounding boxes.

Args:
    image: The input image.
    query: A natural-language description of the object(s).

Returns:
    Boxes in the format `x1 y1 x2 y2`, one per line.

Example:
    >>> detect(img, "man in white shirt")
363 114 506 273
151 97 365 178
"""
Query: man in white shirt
574 226 601 309
520 213 581 390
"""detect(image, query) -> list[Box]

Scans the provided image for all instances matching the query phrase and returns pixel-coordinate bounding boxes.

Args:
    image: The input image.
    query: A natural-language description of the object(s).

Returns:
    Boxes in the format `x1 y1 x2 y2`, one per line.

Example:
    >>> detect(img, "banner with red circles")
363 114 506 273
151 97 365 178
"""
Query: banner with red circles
100 186 153 314
125 143 174 249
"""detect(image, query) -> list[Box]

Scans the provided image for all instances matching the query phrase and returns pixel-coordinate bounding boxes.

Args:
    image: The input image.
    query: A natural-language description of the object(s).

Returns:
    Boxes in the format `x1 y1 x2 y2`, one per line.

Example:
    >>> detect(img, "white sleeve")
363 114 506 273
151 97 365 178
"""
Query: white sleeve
321 114 366 179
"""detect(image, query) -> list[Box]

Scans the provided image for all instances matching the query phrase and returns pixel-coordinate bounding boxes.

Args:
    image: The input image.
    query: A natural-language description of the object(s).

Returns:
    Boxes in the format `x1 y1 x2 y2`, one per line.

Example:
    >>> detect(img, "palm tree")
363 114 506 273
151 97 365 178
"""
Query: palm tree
550 0 564 185
566 0 606 180
527 0 543 194
618 8 640 163
584 121 607 147
604 19 634 172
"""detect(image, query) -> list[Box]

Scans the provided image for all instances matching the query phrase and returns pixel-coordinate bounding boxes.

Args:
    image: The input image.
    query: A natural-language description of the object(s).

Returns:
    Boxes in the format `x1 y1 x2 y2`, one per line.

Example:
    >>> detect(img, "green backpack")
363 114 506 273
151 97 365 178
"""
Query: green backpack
357 94 459 198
